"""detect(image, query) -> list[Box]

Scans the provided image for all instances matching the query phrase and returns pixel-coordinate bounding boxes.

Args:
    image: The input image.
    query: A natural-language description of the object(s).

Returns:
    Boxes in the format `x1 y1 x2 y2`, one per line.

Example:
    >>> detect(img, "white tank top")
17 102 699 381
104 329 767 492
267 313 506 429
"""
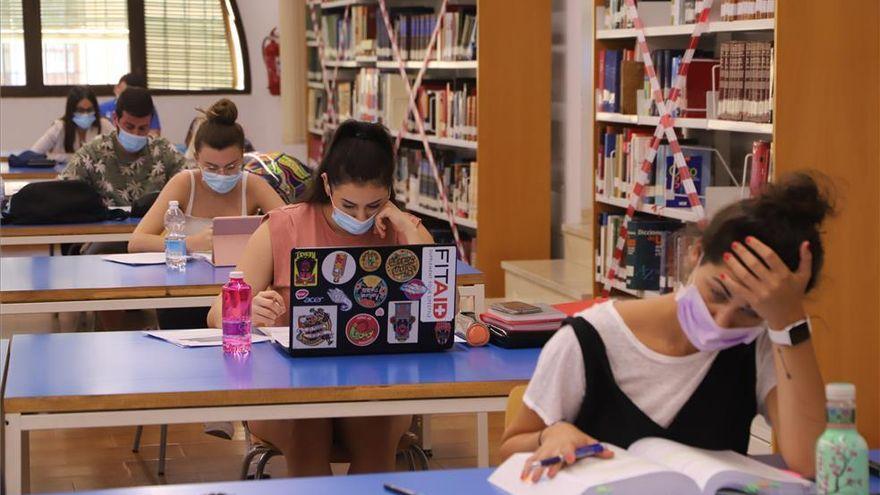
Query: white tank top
184 170 249 236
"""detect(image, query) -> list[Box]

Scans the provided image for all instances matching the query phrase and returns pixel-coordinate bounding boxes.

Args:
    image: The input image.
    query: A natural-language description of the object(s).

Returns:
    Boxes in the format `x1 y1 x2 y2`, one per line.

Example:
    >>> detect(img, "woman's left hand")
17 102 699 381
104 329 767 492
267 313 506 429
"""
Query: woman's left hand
722 236 812 329
373 201 415 239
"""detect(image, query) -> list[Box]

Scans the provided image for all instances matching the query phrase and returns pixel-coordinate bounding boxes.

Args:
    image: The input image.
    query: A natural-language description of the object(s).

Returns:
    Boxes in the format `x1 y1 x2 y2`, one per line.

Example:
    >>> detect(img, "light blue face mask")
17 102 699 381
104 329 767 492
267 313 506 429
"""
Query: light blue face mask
117 128 148 153
72 112 96 130
331 204 377 235
202 170 242 194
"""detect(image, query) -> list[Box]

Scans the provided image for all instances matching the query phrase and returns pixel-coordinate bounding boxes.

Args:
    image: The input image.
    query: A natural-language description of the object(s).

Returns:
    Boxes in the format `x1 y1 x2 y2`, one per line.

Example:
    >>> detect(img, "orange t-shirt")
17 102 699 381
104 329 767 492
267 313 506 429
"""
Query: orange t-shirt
265 202 420 326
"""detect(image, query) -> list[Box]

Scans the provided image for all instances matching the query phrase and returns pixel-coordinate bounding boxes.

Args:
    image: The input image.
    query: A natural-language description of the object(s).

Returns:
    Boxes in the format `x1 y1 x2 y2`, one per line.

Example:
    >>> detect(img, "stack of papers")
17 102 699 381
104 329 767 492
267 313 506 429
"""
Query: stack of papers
144 328 270 347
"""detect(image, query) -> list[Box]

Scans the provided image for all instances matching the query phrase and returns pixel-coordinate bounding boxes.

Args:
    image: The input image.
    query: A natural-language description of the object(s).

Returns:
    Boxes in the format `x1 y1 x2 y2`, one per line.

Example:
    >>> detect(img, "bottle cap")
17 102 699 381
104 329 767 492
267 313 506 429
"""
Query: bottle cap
230 271 244 279
169 200 179 207
826 382 855 401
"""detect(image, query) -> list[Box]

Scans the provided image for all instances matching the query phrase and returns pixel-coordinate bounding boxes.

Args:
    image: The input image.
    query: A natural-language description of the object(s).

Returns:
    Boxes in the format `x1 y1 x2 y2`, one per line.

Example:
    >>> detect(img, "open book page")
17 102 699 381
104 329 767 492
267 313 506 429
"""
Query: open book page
629 438 812 494
489 447 698 495
258 326 290 347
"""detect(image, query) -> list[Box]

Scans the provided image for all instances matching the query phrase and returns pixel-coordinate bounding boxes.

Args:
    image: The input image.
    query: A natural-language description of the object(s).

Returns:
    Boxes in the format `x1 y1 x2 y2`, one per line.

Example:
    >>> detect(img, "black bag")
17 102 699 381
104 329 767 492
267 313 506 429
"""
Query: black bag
8 150 57 168
487 324 555 349
1 180 128 225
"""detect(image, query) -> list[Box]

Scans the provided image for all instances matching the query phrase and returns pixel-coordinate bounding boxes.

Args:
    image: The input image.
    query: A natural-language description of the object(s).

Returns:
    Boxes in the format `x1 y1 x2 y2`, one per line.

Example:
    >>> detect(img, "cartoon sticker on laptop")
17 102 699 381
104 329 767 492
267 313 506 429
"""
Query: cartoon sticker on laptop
292 306 337 348
327 287 353 311
388 301 418 344
434 321 452 346
293 251 318 287
321 250 356 285
386 248 420 283
359 249 382 272
353 275 388 309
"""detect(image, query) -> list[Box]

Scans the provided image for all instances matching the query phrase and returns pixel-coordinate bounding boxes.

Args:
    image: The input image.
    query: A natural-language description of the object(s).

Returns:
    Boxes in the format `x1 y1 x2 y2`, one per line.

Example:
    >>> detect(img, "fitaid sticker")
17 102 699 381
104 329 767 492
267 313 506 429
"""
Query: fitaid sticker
421 246 457 322
346 314 380 347
292 306 337 349
359 249 382 272
293 251 318 287
321 250 356 285
385 249 420 283
353 275 388 309
388 301 419 344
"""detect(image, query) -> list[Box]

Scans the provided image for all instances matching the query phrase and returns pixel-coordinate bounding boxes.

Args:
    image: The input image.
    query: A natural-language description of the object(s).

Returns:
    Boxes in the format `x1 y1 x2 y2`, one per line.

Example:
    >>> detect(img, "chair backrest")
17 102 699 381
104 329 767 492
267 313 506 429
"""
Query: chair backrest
505 384 528 430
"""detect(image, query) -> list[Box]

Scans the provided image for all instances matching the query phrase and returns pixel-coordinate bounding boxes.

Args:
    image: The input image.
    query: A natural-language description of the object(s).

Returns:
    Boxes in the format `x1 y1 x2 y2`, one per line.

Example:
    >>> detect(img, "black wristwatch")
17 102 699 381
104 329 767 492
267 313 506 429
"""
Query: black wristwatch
768 318 812 347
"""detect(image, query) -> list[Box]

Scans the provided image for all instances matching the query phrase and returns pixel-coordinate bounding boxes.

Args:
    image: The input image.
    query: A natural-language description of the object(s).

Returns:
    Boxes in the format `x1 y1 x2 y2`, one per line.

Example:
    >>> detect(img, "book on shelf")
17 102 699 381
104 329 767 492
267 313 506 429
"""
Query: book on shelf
308 47 322 81
396 147 477 223
670 0 704 25
721 0 776 21
307 88 326 130
718 40 772 123
490 437 811 495
664 145 712 207
748 140 772 197
320 5 377 60
376 7 477 62
625 219 682 290
602 0 636 29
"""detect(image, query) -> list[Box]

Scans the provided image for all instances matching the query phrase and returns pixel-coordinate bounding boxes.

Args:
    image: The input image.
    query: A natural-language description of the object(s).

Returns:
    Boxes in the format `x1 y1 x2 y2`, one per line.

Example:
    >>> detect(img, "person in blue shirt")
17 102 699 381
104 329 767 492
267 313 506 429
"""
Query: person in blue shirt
99 72 161 136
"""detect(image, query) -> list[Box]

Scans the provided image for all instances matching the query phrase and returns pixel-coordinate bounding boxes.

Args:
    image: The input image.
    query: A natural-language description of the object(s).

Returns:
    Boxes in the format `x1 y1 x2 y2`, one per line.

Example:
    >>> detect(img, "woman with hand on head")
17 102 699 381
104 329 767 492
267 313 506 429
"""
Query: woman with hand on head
207 119 433 477
501 172 831 481
30 86 113 162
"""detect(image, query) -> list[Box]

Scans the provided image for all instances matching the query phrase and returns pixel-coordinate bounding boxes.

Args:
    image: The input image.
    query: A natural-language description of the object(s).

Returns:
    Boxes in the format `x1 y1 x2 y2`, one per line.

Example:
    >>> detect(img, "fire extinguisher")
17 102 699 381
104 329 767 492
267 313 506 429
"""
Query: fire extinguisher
263 27 280 95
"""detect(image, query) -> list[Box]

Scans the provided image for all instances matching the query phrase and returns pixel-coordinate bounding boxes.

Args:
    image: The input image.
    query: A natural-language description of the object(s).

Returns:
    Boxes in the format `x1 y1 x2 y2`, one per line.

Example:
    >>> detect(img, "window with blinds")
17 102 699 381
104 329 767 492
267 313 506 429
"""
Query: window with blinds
0 0 26 85
40 0 130 85
144 0 244 91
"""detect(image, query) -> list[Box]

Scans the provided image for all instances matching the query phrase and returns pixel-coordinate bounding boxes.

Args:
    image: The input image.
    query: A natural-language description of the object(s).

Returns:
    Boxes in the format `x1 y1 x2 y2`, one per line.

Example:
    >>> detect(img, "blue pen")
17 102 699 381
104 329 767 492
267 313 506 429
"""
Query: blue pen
531 443 605 467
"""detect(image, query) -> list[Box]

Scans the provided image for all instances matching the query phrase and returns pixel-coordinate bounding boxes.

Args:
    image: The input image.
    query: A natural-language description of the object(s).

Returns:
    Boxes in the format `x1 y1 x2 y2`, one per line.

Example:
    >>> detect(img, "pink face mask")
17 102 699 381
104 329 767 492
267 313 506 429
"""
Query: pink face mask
675 284 765 351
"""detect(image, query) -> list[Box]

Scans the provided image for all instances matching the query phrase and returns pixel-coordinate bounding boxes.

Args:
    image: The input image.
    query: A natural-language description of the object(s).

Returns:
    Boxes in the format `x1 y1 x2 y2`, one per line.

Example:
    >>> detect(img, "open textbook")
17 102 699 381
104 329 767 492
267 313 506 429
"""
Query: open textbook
490 438 812 495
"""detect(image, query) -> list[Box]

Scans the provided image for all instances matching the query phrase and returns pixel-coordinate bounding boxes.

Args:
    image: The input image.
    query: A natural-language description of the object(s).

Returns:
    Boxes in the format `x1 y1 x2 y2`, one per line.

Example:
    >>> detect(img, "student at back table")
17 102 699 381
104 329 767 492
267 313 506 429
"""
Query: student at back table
30 85 113 162
61 86 185 209
128 98 284 328
99 72 161 136
207 120 433 476
501 172 831 481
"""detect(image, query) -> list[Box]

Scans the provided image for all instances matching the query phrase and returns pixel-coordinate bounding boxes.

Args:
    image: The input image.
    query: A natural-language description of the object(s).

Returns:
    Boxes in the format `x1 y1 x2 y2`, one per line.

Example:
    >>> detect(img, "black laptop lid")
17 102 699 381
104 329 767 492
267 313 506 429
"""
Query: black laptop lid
288 244 458 356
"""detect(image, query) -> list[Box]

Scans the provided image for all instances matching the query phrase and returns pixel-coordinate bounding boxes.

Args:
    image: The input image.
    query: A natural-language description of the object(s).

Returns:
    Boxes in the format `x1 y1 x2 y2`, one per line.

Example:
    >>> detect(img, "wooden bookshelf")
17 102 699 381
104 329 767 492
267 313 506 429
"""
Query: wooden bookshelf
590 0 880 446
303 1 551 297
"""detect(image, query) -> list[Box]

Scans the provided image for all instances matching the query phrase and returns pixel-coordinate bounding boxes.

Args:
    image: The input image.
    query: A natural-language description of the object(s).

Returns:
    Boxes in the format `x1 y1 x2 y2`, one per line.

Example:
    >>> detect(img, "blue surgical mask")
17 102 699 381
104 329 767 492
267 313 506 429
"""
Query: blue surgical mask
330 201 377 235
116 128 148 153
72 112 96 130
203 170 242 194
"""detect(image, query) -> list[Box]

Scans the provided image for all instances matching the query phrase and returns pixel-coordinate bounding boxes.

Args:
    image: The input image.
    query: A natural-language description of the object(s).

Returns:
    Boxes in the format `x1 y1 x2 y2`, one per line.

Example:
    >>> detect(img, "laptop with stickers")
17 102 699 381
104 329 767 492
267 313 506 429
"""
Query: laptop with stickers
287 244 458 356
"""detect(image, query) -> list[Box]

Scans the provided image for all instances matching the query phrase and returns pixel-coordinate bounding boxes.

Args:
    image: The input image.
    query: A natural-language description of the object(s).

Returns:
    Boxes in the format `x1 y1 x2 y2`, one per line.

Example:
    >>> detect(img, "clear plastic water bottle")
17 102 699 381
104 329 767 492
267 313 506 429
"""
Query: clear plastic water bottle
816 382 869 494
164 200 187 272
222 271 252 355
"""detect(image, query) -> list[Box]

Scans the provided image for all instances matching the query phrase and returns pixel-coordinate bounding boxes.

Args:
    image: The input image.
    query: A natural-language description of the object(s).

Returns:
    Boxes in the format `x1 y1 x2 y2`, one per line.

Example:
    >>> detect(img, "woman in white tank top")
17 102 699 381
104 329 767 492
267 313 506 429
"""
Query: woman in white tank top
128 99 284 254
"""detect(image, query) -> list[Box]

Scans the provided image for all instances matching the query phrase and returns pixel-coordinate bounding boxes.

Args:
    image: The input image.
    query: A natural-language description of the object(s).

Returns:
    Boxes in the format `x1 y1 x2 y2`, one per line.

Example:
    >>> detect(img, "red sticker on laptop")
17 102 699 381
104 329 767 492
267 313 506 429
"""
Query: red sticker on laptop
353 275 388 309
295 289 309 300
346 314 380 347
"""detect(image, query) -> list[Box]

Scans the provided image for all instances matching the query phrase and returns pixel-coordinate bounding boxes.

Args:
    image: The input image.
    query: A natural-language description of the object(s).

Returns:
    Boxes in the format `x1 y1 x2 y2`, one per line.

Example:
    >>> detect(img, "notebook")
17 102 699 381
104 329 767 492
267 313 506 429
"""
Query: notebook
287 243 457 356
489 438 812 495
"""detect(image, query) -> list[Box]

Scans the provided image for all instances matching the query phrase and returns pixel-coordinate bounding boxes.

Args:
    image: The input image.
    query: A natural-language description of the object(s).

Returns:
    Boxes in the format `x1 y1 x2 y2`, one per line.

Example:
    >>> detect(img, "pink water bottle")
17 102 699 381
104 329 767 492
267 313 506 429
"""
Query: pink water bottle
222 271 252 355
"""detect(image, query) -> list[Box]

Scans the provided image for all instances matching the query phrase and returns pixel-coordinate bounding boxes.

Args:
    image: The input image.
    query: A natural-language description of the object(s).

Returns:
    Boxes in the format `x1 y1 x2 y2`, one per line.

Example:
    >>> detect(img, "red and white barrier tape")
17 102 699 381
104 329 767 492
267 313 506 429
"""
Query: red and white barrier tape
601 0 712 297
308 1 351 157
377 0 469 263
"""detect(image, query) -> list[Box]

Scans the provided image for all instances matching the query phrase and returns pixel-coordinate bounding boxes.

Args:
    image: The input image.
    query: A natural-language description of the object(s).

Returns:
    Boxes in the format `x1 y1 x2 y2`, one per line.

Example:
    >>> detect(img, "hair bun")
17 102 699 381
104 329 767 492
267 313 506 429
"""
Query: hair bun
204 98 237 125
757 171 833 227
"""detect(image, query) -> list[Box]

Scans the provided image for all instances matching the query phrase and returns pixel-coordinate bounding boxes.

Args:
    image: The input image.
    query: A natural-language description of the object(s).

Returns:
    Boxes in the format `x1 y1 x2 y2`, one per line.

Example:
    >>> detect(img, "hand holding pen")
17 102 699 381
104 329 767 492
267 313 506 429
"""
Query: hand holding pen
521 422 614 483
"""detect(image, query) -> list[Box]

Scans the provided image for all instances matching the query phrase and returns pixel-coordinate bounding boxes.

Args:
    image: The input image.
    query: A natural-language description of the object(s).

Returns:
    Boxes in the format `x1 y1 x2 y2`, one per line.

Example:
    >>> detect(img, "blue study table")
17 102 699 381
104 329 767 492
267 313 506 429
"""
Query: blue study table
3 331 539 494
0 256 483 316
0 162 65 181
0 217 140 248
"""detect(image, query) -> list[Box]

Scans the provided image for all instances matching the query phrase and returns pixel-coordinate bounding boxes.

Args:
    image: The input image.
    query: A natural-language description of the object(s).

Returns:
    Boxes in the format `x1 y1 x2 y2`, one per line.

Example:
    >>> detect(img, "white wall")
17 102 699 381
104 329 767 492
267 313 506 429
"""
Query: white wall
0 0 306 161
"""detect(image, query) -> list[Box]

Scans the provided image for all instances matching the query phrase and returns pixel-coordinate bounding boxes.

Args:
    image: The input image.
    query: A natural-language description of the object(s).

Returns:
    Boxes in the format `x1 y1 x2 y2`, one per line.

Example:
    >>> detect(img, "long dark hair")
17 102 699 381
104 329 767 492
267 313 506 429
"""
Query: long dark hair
701 171 834 292
299 120 395 204
192 98 245 152
62 86 101 153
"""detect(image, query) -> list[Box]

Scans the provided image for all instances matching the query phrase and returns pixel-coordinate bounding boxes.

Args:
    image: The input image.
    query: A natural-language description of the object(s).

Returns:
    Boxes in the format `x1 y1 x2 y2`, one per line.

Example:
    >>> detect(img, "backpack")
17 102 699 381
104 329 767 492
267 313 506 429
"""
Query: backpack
1 180 128 225
243 152 313 204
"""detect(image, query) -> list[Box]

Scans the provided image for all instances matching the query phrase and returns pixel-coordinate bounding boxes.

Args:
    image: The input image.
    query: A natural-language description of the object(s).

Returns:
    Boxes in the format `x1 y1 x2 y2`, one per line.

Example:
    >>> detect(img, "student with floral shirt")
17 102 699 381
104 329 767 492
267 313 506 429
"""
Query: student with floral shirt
61 87 185 207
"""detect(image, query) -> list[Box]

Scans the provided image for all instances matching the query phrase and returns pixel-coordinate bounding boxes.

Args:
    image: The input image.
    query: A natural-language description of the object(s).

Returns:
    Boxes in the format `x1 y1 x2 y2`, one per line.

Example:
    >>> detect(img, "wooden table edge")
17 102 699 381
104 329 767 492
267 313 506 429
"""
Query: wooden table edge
0 224 137 236
3 380 527 414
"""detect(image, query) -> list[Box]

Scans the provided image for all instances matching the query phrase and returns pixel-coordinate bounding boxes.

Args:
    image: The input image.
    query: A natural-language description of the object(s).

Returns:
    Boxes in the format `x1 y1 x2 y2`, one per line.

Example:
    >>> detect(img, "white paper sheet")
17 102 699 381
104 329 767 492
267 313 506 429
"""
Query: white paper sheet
144 328 269 347
103 252 167 265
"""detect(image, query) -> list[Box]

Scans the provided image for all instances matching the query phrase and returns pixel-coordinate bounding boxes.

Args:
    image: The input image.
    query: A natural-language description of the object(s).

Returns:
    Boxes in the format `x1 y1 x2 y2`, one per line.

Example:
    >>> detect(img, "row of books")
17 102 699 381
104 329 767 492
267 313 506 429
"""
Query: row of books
596 127 714 207
717 40 772 123
720 0 775 21
396 146 478 222
598 48 715 118
377 8 477 62
321 6 376 60
596 214 699 293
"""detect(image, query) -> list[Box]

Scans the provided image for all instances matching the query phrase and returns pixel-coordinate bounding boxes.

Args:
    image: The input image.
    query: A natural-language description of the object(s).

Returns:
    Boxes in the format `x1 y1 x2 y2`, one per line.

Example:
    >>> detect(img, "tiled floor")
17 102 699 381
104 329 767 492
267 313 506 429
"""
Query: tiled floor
25 414 506 493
